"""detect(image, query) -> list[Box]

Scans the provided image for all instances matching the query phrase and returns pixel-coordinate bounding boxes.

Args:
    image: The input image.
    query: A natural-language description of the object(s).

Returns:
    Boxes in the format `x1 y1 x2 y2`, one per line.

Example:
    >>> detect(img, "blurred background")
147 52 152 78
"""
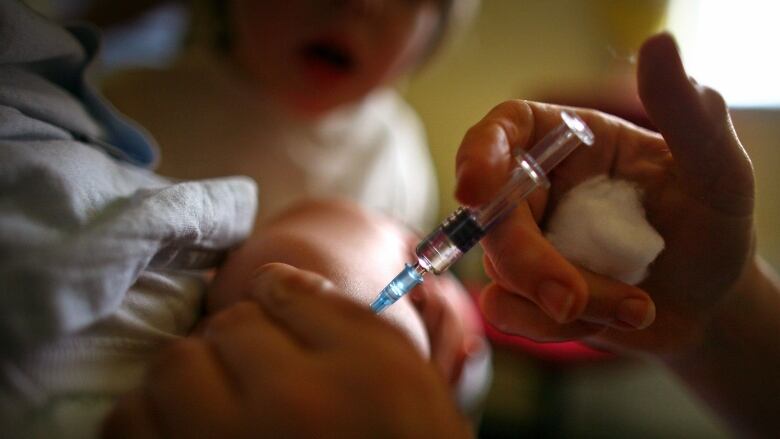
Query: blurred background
407 2 778 437
25 0 779 437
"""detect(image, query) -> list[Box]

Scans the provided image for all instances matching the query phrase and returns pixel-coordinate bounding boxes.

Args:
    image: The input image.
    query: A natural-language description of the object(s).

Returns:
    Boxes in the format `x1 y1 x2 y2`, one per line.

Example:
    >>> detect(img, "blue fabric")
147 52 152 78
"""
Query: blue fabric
0 1 157 167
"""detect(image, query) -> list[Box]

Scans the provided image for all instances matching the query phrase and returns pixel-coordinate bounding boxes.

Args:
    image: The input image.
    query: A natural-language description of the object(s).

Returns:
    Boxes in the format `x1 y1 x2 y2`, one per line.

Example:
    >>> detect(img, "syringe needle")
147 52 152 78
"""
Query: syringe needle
369 263 425 313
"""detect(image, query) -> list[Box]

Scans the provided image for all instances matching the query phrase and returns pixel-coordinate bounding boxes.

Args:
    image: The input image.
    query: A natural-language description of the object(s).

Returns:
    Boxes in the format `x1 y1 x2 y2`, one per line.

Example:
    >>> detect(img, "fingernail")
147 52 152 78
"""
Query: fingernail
616 298 655 329
265 285 290 308
537 281 574 323
250 276 290 308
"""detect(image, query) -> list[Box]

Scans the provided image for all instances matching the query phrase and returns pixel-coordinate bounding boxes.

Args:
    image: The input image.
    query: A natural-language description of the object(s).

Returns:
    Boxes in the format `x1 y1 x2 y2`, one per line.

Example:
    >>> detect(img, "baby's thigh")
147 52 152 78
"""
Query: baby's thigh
206 198 430 355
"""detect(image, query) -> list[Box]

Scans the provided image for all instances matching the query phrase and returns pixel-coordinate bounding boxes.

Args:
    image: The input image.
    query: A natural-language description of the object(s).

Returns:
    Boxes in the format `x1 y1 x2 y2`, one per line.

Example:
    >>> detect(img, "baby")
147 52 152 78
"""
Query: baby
103 0 489 407
103 0 477 231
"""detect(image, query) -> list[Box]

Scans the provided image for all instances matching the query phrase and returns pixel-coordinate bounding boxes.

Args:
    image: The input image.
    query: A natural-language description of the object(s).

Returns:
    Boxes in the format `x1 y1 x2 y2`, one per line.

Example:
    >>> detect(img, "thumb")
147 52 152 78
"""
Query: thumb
637 32 754 216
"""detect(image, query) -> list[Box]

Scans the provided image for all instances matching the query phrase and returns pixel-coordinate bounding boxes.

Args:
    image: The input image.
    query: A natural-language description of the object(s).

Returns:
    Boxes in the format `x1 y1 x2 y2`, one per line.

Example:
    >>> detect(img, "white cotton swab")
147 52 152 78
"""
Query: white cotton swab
545 175 665 285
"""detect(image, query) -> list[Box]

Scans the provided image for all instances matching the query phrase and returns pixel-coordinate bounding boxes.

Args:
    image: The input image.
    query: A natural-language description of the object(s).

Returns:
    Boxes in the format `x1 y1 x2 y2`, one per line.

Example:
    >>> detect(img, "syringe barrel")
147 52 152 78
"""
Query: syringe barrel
415 207 484 274
414 166 539 275
414 111 594 275
474 111 594 230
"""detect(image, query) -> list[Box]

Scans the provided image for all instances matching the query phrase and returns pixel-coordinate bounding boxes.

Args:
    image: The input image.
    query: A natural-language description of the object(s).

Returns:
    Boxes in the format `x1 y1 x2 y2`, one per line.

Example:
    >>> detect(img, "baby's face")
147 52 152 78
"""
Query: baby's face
228 0 441 117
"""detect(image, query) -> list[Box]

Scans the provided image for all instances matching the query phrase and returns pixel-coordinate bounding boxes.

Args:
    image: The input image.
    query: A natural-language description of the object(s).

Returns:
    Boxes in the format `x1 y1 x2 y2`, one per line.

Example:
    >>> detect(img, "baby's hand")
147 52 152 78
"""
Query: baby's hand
455 33 755 357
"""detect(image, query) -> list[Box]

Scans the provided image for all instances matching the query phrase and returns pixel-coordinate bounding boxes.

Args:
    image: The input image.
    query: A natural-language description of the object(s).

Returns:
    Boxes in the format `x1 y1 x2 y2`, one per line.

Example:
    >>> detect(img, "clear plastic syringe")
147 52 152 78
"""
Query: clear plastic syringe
370 111 595 313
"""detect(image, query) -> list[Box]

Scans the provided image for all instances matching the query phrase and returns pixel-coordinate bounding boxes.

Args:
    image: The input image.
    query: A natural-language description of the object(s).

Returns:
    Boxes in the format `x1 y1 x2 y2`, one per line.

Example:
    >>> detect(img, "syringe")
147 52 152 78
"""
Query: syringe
370 111 595 313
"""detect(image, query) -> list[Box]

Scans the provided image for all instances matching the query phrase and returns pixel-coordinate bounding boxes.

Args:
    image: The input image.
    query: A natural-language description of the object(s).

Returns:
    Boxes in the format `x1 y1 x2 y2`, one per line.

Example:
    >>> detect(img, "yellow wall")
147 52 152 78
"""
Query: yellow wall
731 110 780 268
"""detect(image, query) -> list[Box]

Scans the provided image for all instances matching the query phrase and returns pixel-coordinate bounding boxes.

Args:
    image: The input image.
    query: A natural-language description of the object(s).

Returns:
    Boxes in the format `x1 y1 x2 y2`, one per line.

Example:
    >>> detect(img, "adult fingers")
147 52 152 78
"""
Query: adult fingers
480 203 589 323
143 338 240 437
485 248 656 331
203 300 304 393
578 270 656 330
637 32 754 216
101 392 162 439
455 100 586 208
455 101 652 325
455 100 534 207
247 263 390 351
479 283 604 342
454 99 619 209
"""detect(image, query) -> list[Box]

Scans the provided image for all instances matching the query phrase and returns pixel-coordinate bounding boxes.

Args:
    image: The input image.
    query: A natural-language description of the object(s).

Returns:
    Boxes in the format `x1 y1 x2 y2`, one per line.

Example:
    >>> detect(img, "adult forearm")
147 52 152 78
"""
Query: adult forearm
665 257 780 437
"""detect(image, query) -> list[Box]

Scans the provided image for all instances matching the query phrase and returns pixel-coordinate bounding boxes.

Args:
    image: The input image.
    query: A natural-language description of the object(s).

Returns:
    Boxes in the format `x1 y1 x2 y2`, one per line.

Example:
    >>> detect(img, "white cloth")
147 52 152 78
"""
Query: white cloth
103 47 439 231
545 175 665 285
0 3 257 437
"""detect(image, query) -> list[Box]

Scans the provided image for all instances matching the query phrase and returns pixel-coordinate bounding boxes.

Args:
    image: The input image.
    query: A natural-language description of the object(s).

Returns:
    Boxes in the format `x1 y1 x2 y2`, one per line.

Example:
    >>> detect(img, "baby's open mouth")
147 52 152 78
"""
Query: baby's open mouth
300 41 356 73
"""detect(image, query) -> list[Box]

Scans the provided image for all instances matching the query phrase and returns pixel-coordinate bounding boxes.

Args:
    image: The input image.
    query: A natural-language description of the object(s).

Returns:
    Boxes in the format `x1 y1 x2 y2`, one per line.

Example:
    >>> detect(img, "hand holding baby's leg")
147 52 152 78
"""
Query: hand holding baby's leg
103 264 471 439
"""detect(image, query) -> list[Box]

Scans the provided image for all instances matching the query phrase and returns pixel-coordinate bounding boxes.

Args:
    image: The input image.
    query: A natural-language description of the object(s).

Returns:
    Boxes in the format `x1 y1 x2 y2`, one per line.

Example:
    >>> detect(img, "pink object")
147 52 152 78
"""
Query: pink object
466 285 613 364
483 321 613 363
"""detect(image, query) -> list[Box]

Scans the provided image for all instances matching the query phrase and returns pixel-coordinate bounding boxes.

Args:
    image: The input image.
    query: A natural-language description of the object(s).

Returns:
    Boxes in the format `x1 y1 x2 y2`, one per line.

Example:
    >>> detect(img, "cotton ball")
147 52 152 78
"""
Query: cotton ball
544 175 664 285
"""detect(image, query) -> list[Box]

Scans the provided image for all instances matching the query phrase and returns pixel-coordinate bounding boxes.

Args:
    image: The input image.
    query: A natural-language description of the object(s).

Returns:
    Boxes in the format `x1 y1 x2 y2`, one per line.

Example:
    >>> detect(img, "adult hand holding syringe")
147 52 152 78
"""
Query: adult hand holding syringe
371 110 595 313
448 33 780 439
